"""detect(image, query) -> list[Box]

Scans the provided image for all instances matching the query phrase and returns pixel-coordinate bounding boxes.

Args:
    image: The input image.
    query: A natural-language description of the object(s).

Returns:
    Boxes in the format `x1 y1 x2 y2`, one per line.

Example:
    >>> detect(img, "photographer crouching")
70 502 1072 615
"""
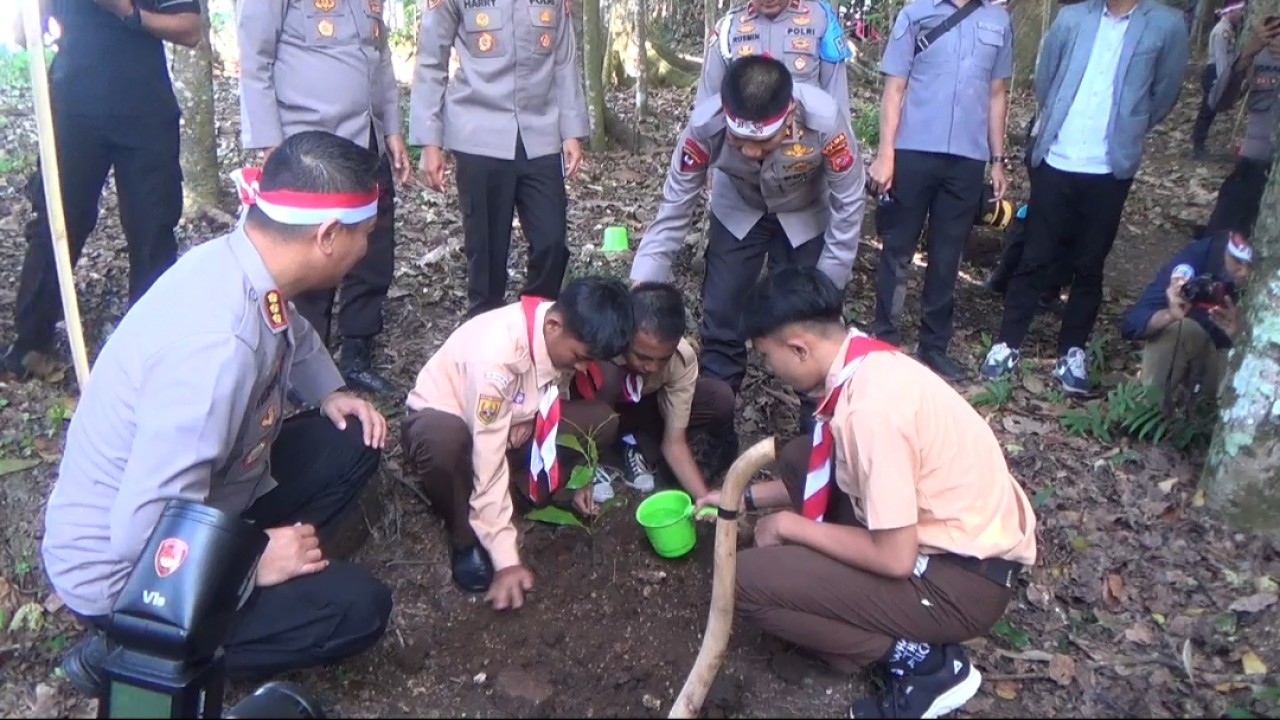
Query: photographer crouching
1119 230 1253 400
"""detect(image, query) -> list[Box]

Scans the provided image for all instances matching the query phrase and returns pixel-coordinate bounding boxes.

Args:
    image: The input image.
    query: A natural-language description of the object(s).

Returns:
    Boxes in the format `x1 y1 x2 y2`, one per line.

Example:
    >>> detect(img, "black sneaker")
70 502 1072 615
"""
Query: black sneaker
979 342 1020 380
915 348 967 382
62 632 112 698
621 442 657 494
849 644 981 719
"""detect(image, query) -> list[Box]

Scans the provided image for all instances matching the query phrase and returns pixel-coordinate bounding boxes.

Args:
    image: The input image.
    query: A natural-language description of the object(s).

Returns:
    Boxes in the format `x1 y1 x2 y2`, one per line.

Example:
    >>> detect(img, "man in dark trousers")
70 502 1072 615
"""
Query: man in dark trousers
3 0 202 380
867 0 1014 382
42 132 394 697
409 0 590 319
238 0 412 396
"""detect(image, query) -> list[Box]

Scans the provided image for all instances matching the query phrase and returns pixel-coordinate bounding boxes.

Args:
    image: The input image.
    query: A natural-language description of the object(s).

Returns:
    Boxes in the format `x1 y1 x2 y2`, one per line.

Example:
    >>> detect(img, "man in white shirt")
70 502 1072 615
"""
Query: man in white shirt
978 0 1188 394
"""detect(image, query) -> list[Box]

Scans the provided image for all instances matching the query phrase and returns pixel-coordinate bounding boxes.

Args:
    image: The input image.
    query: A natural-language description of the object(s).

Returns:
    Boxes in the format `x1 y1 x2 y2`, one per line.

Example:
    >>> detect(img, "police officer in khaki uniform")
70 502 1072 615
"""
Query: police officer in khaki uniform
631 56 866 443
41 132 393 697
867 0 1014 383
237 0 410 396
700 0 852 120
410 0 590 318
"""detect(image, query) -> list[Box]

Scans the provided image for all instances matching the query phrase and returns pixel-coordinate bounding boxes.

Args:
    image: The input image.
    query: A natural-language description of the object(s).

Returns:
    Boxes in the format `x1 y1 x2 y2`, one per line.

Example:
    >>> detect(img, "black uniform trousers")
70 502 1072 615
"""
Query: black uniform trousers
700 213 824 394
997 162 1133 354
293 128 396 345
454 136 570 318
13 109 181 356
78 410 392 680
1206 156 1270 237
1191 64 1219 152
871 150 985 354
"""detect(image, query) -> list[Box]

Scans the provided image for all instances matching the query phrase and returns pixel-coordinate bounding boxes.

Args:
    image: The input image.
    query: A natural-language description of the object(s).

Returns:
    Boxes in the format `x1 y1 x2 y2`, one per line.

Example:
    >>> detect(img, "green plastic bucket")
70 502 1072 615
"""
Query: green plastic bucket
635 490 714 559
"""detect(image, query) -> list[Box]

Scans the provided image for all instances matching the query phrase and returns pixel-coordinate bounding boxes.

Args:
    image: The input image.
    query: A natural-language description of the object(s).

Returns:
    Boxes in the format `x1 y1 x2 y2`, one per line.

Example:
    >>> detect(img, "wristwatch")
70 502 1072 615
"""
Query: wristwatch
743 485 757 512
990 154 1008 165
123 2 143 29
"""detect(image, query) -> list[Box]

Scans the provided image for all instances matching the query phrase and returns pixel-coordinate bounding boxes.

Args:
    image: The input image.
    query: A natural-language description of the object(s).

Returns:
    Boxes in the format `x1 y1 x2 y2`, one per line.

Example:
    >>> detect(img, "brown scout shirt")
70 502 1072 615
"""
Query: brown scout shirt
619 337 699 430
406 301 565 571
826 335 1038 566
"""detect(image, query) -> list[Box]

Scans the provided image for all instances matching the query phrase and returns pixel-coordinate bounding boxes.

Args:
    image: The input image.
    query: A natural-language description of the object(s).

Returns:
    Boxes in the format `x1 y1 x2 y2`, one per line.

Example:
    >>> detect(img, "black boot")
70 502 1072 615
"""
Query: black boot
451 544 494 593
339 337 397 396
916 346 968 382
62 632 112 698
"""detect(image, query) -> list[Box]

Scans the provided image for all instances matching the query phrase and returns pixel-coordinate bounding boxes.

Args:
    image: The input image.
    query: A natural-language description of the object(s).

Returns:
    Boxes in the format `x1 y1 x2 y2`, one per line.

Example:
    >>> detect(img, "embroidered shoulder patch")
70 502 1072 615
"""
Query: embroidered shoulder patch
679 136 710 173
475 394 504 426
822 132 854 173
484 370 513 392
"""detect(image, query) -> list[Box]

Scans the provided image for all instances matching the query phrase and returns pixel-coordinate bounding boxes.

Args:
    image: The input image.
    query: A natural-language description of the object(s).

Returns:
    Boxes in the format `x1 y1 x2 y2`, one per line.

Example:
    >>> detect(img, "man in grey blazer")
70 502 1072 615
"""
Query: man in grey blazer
979 0 1188 394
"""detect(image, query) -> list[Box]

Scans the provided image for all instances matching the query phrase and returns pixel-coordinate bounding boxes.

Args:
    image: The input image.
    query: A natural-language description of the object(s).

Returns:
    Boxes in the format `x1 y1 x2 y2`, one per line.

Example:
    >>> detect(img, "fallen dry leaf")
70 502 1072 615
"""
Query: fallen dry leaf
1048 653 1076 686
1192 489 1205 507
1157 478 1178 494
1241 650 1268 676
1002 415 1052 435
1182 639 1195 682
0 458 41 477
1104 573 1128 606
1229 592 1279 614
1022 374 1046 394
1124 623 1156 645
42 592 64 614
29 683 57 717
994 681 1020 700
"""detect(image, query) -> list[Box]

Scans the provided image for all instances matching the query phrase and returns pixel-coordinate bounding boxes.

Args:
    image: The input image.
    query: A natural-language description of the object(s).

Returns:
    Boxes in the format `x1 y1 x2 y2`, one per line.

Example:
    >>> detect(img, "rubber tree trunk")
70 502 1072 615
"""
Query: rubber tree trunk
634 0 649 120
170 0 223 215
1201 132 1280 533
584 0 608 151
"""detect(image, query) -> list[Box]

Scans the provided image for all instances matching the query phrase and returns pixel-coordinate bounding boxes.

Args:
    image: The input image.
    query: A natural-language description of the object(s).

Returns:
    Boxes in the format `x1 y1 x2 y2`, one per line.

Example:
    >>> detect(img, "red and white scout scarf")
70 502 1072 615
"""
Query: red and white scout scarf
803 333 895 522
230 167 379 225
573 362 644 403
523 296 563 503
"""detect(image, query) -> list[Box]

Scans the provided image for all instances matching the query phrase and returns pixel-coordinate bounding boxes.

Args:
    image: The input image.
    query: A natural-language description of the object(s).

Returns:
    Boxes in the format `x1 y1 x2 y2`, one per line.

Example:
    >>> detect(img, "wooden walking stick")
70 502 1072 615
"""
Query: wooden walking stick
22 0 92 391
668 436 777 720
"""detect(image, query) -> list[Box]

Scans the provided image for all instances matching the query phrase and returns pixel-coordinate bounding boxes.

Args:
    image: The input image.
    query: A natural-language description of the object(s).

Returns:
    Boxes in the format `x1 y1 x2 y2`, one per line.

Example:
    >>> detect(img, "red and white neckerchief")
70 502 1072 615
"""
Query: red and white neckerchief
803 332 895 522
523 296 562 503
573 362 644 403
230 167 379 226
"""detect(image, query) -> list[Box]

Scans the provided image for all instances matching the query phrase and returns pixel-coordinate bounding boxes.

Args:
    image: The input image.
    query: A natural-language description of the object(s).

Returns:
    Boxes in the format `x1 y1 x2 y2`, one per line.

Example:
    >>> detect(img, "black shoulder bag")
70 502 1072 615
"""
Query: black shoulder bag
914 0 983 56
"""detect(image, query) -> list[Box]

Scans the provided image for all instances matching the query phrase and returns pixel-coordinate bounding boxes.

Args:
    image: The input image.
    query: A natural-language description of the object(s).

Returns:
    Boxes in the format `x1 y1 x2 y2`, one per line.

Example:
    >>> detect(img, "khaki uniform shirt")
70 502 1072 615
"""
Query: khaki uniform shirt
827 336 1038 566
406 301 567 570
237 0 401 151
617 337 699 429
41 228 346 617
409 0 590 160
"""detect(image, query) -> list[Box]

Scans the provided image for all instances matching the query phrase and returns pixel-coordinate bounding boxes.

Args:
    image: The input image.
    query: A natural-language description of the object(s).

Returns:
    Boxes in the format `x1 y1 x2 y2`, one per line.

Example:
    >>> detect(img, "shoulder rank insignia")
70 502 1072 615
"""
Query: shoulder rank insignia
679 137 710 173
822 132 854 173
264 290 288 331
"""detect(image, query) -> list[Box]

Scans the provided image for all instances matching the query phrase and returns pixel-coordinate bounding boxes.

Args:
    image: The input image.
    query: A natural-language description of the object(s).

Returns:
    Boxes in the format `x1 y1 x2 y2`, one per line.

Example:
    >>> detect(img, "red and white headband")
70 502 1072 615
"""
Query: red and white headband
1217 1 1245 14
724 102 792 139
1228 231 1253 262
231 167 378 226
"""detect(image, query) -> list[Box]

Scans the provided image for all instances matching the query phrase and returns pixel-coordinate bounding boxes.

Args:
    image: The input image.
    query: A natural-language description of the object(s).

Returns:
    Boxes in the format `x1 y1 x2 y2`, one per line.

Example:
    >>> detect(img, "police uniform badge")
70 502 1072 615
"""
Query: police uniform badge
478 31 495 51
782 142 811 157
539 32 552 48
264 290 288 331
540 8 553 23
790 38 811 51
794 56 808 71
476 11 490 27
737 23 755 32
784 160 817 173
792 14 811 25
737 44 754 56
679 137 710 173
476 394 503 426
315 0 336 9
317 18 335 36
822 132 854 173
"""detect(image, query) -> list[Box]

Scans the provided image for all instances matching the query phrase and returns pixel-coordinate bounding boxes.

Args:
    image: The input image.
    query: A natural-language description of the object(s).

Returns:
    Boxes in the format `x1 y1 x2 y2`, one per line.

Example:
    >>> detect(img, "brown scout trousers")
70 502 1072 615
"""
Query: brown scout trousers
735 436 1016 673
575 360 737 468
400 399 619 549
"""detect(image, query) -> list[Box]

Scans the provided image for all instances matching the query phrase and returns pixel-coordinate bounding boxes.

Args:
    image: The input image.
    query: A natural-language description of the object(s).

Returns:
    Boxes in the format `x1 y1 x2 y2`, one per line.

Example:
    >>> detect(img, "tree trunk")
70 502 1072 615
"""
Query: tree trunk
584 0 609 151
604 0 697 90
170 0 224 216
1201 141 1280 534
705 0 716 44
634 0 649 124
1190 0 1216 59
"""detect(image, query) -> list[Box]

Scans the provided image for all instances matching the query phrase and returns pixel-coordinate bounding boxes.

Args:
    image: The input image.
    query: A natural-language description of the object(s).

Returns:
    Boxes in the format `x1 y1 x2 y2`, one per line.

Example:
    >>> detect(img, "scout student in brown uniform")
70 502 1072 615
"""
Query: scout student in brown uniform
700 0 853 120
237 0 410 397
399 278 635 609
568 282 737 505
410 0 590 318
712 266 1038 719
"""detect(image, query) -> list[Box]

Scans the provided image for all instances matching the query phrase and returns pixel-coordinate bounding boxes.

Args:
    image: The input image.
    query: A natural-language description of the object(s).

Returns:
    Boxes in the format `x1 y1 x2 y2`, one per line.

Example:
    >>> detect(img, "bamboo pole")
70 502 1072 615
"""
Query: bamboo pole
668 437 777 719
22 0 90 390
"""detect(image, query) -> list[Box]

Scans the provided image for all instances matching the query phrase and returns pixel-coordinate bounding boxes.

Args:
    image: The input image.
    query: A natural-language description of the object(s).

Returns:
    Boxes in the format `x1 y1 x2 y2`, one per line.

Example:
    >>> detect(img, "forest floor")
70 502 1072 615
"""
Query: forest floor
0 51 1278 720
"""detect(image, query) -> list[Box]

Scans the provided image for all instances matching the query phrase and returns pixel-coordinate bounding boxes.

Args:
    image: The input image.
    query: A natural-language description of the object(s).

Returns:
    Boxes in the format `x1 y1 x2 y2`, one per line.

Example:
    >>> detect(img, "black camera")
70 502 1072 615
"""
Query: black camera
99 500 326 719
1179 274 1231 307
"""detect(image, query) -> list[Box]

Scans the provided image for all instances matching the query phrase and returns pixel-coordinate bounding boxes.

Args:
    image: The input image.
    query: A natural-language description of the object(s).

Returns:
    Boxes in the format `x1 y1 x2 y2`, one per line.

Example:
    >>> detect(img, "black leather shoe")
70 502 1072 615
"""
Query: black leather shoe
62 632 111 698
916 347 967 382
984 265 1010 295
451 544 494 593
339 337 398 396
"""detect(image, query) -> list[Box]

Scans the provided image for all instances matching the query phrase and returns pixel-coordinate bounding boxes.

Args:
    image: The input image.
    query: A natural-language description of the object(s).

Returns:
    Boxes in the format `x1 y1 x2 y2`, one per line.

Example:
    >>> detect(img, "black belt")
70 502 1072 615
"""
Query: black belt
940 554 1022 589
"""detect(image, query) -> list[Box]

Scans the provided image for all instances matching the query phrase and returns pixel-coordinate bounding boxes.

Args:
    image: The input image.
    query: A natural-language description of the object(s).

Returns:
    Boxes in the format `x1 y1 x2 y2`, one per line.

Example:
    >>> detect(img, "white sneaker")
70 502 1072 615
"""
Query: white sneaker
591 465 621 504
